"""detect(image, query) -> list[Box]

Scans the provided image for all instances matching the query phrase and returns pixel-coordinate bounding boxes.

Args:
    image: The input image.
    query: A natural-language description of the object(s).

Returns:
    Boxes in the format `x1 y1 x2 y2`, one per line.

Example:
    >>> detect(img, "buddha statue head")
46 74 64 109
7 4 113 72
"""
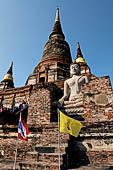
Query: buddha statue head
70 60 81 76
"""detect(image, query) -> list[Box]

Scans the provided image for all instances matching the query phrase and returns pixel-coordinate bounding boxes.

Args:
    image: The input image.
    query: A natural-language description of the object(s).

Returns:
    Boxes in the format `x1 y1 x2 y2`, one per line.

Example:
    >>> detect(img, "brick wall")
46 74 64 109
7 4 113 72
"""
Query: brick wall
0 75 113 169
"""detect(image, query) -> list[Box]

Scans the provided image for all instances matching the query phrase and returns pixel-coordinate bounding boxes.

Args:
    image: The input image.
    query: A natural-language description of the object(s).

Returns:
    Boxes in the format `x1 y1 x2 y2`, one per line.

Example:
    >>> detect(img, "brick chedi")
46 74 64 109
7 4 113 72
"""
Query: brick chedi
26 8 72 85
0 9 113 170
0 62 14 90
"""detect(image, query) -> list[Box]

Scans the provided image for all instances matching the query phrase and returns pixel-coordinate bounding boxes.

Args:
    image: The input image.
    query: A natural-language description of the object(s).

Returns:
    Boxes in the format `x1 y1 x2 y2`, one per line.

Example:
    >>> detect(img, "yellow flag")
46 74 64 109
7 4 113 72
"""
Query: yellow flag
59 110 83 137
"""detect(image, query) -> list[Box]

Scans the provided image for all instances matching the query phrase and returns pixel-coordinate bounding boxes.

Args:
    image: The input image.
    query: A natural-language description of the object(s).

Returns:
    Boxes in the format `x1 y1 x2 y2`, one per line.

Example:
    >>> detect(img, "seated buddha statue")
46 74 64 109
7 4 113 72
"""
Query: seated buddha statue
59 61 88 107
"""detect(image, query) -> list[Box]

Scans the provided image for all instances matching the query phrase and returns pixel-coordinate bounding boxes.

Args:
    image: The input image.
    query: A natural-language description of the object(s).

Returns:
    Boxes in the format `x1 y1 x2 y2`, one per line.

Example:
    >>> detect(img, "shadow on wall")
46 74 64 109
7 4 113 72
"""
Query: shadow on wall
106 167 113 170
61 135 90 170
0 107 28 125
50 83 63 122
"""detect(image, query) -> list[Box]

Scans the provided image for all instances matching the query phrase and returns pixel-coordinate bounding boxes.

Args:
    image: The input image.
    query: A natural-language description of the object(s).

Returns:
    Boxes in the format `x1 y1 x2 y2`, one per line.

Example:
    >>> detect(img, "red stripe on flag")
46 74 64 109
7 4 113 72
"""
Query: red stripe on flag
18 133 28 141
21 117 29 135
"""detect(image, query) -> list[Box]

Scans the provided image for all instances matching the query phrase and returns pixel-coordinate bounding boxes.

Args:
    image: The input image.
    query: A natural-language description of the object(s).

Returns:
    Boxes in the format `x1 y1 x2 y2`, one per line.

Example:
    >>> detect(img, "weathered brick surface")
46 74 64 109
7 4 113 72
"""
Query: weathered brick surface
27 86 51 125
82 75 113 123
0 74 113 169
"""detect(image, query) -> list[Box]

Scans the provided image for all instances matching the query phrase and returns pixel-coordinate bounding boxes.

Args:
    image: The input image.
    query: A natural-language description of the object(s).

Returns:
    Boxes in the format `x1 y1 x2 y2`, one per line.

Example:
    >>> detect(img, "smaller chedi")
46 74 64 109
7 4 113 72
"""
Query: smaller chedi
0 62 14 90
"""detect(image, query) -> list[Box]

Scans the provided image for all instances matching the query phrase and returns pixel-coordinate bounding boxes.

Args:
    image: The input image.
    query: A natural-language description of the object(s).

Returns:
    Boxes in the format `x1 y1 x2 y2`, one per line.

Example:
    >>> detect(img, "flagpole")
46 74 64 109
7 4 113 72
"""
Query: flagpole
57 108 60 170
13 137 18 170
13 112 21 170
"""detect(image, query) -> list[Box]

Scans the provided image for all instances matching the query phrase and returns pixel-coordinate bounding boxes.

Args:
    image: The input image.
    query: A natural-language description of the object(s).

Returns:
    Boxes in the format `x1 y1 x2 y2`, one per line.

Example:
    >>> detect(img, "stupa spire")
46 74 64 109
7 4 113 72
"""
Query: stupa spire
7 61 13 75
55 8 60 22
76 42 86 64
1 61 14 88
49 8 65 40
77 42 83 58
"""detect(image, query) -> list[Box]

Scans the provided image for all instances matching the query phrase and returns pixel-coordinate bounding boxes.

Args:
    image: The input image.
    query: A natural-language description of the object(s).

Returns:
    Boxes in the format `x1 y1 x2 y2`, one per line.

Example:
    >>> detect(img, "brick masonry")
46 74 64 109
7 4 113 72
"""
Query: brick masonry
0 73 113 170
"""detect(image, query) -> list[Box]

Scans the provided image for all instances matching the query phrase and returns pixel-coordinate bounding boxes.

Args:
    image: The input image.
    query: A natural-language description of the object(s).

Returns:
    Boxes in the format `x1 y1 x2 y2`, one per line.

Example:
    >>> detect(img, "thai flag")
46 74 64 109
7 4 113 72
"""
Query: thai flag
18 113 29 141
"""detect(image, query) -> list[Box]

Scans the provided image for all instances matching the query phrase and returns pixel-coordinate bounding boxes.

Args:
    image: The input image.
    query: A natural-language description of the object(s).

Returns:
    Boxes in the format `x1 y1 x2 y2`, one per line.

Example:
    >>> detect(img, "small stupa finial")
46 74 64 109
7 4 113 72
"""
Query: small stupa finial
49 8 65 40
55 8 60 22
7 61 13 75
77 42 80 49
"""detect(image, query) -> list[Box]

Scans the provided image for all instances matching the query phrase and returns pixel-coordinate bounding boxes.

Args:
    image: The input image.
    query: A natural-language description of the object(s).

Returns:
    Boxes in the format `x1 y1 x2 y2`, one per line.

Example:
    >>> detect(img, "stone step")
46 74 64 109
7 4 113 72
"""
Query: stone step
38 153 64 164
0 159 17 170
36 139 68 145
35 144 68 154
19 161 59 170
35 143 68 147
24 150 65 164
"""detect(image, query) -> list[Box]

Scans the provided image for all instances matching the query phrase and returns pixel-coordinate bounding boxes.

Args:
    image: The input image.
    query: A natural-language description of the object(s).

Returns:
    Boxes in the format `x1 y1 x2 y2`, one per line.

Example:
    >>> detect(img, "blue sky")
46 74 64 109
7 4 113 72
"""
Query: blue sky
0 0 113 87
